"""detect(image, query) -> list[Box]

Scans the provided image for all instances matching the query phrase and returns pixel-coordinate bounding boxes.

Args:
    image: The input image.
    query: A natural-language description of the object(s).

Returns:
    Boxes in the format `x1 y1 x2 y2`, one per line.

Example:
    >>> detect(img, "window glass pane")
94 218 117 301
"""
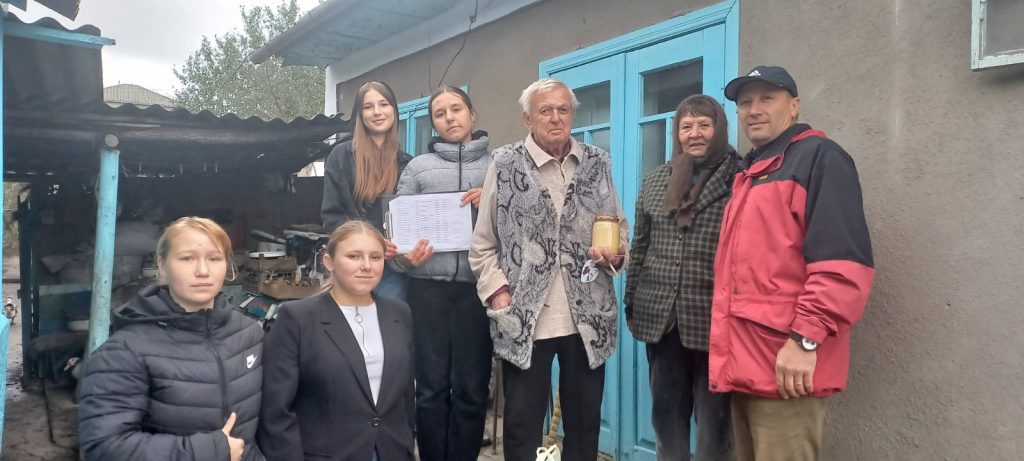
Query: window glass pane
985 0 1024 56
591 129 611 154
415 114 432 155
643 59 703 116
641 121 668 175
397 118 407 148
573 82 611 127
572 132 585 145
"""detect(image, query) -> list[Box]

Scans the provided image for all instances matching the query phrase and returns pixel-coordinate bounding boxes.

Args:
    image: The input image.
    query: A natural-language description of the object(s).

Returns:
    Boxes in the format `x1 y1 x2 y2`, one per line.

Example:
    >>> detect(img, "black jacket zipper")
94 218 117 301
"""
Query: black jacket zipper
206 313 230 419
457 142 464 192
454 142 465 281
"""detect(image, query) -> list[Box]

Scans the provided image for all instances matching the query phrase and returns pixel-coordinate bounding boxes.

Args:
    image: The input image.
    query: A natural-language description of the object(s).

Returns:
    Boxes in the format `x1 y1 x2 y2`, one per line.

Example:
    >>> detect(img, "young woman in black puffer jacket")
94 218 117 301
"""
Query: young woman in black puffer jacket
78 217 264 461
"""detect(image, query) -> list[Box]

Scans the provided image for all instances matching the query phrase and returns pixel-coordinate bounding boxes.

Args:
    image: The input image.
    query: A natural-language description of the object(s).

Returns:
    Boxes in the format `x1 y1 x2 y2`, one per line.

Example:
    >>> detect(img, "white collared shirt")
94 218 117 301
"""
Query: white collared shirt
338 302 384 404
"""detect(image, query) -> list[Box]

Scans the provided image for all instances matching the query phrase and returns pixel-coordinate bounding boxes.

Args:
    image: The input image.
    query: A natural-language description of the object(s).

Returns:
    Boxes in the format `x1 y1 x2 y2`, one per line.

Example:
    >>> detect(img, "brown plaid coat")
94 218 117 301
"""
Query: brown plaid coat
624 154 739 350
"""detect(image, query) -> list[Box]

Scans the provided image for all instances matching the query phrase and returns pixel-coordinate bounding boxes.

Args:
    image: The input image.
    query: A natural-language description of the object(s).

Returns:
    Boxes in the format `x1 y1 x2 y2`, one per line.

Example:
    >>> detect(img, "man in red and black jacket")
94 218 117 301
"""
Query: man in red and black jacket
709 66 874 460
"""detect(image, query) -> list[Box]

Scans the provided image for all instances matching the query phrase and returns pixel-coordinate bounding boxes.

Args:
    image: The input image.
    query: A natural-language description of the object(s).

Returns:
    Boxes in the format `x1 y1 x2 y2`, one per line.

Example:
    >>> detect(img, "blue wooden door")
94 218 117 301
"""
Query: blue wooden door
547 13 736 460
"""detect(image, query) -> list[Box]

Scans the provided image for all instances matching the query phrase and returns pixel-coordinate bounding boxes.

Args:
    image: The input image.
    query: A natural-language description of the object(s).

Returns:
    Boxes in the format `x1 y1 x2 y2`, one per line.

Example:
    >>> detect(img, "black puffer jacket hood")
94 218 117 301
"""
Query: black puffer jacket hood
79 285 265 461
112 285 232 332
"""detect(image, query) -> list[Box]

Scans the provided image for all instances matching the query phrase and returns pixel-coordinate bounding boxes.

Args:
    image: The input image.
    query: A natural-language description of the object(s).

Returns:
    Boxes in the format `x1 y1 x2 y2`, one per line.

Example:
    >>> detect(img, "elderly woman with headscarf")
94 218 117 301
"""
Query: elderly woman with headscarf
623 94 739 461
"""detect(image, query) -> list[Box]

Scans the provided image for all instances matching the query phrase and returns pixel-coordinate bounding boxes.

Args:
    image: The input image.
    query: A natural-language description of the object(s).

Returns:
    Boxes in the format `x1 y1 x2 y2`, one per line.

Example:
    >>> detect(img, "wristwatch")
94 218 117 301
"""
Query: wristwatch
789 331 819 352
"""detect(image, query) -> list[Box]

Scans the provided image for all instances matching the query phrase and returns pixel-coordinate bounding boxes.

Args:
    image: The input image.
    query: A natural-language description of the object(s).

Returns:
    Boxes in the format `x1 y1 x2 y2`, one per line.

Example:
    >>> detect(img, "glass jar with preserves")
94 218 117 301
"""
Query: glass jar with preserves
591 215 620 255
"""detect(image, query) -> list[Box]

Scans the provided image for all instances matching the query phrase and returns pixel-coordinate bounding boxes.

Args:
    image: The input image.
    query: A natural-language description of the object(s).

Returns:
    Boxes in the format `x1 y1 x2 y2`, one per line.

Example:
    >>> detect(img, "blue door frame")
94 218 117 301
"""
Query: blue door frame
539 2 739 458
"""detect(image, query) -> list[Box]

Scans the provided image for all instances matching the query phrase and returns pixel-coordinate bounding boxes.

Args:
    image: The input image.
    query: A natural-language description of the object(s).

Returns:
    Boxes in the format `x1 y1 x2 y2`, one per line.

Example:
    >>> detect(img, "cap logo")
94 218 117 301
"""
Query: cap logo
748 70 762 77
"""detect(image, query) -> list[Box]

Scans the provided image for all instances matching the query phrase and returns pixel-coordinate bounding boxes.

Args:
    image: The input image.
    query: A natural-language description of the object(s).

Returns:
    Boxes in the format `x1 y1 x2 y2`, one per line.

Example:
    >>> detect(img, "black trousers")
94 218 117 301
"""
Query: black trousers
502 334 605 461
408 278 493 461
646 329 733 461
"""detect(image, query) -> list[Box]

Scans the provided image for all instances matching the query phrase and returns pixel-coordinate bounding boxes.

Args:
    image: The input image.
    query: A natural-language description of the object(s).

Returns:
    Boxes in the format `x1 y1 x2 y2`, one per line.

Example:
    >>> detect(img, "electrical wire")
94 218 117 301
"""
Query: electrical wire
436 0 479 88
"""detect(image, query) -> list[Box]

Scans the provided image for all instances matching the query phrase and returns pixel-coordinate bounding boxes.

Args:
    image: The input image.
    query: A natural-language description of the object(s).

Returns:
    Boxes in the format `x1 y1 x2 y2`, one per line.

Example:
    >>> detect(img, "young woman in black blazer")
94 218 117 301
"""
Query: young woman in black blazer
258 220 415 461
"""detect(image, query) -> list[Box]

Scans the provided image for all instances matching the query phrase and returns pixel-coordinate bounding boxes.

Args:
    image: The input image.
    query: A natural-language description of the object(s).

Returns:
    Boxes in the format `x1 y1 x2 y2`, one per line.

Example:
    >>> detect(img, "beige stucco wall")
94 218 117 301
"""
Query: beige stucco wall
740 0 1024 459
328 0 1024 458
331 0 719 148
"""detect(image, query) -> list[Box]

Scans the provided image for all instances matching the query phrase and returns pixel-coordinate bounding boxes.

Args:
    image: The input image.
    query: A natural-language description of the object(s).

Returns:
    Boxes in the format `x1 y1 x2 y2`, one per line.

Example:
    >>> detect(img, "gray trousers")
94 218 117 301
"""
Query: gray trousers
647 329 733 461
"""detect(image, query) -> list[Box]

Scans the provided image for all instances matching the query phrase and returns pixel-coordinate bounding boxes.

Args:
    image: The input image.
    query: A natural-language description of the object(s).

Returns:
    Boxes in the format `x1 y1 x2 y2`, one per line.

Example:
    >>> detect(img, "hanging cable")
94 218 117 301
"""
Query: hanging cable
436 0 479 88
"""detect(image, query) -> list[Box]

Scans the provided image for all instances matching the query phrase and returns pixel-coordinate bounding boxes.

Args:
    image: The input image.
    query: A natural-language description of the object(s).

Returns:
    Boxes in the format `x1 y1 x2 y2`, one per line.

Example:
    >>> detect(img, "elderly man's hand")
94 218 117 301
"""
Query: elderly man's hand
490 292 511 311
775 339 817 399
588 246 624 270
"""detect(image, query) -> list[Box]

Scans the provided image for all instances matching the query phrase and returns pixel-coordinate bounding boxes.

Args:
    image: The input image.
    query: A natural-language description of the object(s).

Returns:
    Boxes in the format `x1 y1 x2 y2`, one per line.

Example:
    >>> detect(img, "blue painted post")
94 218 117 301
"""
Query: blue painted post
85 136 121 357
0 316 9 455
0 16 7 455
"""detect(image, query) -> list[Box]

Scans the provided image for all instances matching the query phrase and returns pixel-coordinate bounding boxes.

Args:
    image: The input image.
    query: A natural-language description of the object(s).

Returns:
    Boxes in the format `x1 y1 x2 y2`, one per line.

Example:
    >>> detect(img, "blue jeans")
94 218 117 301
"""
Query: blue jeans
373 265 408 302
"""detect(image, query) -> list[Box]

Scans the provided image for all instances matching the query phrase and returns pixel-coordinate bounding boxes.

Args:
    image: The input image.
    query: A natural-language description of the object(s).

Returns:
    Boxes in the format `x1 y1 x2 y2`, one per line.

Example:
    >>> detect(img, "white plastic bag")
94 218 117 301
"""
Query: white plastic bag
536 445 561 461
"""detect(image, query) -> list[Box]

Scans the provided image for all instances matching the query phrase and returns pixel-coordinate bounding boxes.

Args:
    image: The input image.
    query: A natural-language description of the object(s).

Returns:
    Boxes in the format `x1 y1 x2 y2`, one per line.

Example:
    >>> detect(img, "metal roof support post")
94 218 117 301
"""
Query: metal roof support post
0 17 8 456
85 135 120 357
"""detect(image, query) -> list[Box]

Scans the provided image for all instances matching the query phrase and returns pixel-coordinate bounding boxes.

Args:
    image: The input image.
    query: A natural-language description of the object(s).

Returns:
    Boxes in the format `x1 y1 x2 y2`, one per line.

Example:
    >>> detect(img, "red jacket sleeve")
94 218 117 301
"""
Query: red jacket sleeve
792 141 875 344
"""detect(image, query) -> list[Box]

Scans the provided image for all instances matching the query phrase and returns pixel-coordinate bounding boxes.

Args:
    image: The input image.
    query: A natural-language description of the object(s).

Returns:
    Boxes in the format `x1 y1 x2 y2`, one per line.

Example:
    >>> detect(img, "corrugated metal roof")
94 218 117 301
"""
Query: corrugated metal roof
32 0 82 20
5 100 349 179
4 0 82 20
3 13 350 180
3 13 103 111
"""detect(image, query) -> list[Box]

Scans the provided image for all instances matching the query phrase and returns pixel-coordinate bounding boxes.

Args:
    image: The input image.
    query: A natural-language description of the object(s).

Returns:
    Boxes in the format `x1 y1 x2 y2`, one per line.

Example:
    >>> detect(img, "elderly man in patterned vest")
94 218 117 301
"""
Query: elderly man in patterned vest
624 94 740 461
469 77 628 461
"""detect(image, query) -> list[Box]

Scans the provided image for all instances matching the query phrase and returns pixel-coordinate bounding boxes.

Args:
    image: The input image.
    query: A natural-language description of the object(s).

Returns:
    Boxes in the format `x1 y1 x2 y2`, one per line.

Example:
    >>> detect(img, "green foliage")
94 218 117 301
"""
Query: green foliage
3 183 24 254
173 0 324 120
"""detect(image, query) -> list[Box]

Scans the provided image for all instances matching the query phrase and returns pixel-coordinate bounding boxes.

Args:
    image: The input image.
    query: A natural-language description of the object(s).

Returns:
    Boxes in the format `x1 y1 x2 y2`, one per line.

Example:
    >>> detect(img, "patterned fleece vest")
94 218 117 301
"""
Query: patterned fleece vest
488 141 619 370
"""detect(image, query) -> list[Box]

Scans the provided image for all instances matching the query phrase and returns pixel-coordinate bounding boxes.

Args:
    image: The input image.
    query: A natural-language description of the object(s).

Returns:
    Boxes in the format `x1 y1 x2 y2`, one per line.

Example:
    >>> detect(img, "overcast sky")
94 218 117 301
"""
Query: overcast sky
10 0 321 97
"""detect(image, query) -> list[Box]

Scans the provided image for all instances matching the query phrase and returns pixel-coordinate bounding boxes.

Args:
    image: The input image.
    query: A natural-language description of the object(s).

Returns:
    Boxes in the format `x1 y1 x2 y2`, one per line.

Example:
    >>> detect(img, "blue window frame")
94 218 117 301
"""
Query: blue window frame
396 95 432 156
397 86 469 155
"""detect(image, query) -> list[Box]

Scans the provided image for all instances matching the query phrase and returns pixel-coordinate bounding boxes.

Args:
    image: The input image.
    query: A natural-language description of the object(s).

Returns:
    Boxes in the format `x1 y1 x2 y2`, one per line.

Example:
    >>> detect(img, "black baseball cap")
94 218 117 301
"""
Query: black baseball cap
724 65 798 101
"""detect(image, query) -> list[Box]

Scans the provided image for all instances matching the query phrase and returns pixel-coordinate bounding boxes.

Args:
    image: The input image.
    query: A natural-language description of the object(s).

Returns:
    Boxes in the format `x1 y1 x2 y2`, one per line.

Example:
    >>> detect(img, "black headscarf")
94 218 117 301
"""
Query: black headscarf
662 95 736 229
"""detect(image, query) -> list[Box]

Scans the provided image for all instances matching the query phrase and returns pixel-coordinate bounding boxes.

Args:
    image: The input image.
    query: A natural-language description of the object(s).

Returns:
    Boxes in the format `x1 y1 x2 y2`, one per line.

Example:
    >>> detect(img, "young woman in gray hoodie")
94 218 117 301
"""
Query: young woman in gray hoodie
391 86 493 461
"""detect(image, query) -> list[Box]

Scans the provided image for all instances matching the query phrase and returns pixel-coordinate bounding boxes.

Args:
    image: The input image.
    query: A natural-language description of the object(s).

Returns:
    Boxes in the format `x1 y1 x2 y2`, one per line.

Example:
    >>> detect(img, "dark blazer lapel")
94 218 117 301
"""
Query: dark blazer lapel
317 293 375 407
374 297 404 410
693 155 737 214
